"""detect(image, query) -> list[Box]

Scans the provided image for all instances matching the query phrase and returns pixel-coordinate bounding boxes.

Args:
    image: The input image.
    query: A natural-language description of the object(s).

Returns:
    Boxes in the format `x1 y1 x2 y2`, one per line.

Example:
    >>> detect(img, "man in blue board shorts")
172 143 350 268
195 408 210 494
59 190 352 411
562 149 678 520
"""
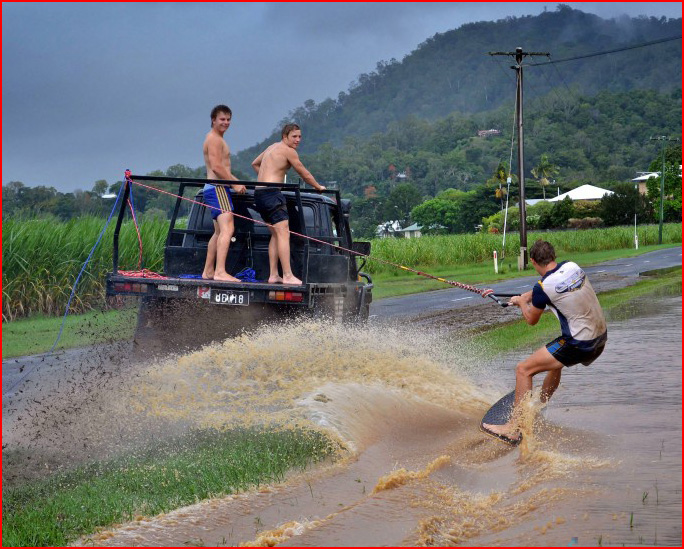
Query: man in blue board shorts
483 240 607 443
201 105 246 281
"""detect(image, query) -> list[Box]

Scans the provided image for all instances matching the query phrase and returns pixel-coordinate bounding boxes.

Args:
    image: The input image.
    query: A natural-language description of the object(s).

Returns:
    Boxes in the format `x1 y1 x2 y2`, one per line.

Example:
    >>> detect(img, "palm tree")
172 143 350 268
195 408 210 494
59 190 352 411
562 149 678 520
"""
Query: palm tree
487 162 509 210
531 154 560 199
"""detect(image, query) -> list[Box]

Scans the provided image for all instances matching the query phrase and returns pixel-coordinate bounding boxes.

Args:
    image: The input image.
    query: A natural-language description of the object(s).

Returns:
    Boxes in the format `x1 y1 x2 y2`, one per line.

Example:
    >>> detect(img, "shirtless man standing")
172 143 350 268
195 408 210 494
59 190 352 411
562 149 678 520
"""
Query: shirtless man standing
251 123 325 285
202 105 246 281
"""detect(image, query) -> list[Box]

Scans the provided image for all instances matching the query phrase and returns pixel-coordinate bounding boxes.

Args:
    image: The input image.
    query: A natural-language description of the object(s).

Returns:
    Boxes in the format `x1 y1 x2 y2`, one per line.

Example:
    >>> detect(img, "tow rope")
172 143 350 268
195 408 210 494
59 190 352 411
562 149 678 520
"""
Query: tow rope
123 172 510 307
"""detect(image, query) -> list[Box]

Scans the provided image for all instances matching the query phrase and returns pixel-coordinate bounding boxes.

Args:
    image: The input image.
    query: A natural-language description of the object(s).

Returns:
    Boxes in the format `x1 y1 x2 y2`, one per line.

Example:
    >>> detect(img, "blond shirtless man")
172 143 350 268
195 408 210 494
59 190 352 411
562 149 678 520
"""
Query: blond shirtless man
202 105 246 281
251 124 326 285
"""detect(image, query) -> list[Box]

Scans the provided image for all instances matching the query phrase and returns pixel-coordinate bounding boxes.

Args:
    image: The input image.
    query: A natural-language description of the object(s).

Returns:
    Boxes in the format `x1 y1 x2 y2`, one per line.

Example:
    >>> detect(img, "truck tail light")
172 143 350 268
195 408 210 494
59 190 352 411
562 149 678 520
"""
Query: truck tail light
113 282 148 293
268 291 303 302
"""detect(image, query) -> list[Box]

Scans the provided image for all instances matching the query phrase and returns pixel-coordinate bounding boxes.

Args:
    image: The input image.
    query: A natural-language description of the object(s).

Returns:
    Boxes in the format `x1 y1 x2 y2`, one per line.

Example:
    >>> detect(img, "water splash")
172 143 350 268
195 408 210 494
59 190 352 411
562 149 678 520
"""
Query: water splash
125 319 492 438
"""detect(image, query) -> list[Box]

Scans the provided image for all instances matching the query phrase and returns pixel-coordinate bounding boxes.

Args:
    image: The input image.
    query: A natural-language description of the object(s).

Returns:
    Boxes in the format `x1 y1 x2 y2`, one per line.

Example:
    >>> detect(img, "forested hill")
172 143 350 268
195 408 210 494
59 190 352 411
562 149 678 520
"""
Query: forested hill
233 5 681 172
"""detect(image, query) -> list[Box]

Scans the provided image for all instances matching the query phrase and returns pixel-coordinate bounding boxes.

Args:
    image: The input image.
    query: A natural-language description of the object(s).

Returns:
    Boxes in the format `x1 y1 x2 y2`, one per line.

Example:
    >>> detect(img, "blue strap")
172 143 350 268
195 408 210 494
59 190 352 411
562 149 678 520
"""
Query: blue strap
49 177 127 353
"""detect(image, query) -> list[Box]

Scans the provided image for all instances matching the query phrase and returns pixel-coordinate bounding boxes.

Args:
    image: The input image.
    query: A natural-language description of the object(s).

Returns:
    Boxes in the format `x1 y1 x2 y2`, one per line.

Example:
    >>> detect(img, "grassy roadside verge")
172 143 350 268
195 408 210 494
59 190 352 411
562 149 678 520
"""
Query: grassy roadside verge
2 427 338 547
2 245 680 358
473 266 682 358
2 307 138 359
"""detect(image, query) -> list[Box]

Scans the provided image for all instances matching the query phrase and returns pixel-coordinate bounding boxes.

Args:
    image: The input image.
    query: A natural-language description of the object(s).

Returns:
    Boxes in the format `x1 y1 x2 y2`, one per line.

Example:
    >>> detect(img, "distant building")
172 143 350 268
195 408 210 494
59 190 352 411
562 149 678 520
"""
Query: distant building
396 223 422 239
631 172 660 195
477 129 502 138
547 184 614 202
632 165 681 194
521 184 614 206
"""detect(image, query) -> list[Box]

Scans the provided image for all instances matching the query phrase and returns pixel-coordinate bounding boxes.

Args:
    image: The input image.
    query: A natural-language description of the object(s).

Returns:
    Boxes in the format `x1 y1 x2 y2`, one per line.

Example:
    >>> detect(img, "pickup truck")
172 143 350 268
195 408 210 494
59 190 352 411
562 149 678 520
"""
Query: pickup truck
106 175 373 355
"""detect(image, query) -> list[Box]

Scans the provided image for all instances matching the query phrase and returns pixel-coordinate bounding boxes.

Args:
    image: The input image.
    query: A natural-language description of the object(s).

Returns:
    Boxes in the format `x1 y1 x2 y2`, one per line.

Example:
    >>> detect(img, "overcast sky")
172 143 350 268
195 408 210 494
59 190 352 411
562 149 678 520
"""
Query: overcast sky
3 2 681 192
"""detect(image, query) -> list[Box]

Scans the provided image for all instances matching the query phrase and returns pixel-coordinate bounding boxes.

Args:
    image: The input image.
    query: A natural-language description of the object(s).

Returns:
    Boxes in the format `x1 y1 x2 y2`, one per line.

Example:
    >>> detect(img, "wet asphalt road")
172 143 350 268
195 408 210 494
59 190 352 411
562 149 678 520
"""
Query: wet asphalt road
369 246 682 319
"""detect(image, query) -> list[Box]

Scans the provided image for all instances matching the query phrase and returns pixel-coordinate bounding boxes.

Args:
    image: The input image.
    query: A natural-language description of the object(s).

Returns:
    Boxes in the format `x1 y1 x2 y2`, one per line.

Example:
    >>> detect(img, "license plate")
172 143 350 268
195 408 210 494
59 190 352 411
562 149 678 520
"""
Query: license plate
210 289 249 306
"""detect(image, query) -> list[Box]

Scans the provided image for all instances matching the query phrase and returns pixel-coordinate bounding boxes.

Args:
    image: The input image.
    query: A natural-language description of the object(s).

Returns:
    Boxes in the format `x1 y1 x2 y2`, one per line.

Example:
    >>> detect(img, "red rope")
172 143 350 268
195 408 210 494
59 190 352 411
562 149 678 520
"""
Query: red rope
117 269 168 279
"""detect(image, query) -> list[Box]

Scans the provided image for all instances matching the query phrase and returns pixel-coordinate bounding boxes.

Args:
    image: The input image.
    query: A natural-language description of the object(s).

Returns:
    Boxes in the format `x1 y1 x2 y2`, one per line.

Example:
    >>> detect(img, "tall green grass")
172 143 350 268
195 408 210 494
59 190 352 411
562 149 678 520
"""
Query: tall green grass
364 224 681 274
2 216 167 321
3 217 680 321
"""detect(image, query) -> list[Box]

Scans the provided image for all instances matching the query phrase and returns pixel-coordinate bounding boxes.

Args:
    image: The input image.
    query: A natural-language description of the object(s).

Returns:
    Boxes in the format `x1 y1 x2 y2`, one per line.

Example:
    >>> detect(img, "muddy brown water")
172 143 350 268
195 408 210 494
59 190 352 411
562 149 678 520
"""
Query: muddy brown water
55 291 679 547
3 291 680 546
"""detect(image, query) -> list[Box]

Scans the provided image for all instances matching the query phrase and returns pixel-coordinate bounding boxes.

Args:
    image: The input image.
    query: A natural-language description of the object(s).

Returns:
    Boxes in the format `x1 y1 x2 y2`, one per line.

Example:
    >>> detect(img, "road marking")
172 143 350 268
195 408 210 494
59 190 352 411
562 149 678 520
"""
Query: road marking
595 270 606 273
451 297 473 302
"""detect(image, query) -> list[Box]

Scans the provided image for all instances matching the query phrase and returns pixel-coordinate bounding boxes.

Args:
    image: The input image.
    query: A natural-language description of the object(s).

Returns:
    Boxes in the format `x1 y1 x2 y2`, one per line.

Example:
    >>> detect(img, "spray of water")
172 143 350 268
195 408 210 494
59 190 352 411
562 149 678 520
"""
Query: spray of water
125 319 494 443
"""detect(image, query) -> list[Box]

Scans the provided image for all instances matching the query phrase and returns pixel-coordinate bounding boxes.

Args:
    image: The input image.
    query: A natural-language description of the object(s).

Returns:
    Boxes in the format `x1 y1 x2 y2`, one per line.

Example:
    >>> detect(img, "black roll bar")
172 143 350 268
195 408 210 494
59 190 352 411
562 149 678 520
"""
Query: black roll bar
115 175 338 280
111 179 131 275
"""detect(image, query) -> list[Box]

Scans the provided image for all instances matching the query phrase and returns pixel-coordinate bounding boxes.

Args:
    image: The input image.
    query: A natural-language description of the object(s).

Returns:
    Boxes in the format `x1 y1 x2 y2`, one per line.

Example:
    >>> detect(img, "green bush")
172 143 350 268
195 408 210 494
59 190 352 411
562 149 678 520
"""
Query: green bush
568 217 604 229
573 200 602 218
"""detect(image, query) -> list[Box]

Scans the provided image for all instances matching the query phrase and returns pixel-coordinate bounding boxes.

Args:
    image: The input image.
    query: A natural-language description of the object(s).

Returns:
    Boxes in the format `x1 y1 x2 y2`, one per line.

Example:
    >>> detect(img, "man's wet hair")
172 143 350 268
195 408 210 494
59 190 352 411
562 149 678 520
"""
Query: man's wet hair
281 123 301 138
210 105 232 126
530 240 556 266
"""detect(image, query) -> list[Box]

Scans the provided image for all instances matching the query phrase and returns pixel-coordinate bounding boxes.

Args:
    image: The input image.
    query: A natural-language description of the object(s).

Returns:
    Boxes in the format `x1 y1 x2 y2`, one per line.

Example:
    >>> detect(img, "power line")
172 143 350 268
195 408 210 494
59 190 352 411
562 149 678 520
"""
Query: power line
527 35 681 66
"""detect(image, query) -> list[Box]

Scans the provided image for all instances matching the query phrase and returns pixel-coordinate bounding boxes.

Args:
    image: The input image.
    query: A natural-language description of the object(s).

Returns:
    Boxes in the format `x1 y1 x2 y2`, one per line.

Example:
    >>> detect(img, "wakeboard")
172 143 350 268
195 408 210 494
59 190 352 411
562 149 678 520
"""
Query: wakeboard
479 390 522 446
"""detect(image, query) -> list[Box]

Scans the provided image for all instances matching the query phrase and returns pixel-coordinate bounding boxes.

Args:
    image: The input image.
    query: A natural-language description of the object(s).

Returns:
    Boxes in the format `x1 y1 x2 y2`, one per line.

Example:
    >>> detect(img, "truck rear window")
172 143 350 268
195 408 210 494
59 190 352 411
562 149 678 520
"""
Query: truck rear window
190 191 318 236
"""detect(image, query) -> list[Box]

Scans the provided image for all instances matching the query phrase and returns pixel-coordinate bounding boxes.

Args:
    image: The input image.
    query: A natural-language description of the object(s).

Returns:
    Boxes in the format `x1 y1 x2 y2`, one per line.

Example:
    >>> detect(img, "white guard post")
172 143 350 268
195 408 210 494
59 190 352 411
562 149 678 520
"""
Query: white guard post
493 250 498 273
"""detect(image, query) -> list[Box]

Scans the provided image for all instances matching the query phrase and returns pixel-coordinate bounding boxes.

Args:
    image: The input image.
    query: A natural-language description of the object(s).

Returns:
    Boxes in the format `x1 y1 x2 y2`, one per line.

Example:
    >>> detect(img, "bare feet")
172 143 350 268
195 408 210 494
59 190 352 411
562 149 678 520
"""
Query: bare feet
268 275 283 284
214 272 241 282
202 271 214 280
282 274 303 285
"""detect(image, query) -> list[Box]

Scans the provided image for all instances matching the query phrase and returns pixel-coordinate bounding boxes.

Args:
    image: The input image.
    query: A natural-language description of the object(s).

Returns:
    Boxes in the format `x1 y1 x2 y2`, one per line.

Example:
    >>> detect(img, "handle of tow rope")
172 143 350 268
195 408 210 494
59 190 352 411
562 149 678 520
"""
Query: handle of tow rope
486 293 510 308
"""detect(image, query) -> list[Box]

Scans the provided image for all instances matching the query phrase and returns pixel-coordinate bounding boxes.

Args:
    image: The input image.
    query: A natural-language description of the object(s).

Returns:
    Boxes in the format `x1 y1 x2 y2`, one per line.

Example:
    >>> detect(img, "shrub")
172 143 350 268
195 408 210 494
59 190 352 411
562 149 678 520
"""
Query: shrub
573 200 602 218
567 217 604 229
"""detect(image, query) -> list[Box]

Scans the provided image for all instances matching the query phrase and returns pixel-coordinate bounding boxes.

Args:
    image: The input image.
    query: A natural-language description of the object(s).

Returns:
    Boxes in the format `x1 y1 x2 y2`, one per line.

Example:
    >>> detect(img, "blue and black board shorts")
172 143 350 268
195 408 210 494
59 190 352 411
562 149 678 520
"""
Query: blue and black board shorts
203 184 234 220
254 188 289 224
546 331 607 367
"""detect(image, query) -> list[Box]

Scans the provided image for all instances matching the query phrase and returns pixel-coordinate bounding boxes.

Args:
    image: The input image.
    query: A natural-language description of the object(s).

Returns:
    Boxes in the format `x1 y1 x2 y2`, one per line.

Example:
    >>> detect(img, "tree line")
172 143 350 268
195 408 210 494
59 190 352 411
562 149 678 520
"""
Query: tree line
3 89 679 235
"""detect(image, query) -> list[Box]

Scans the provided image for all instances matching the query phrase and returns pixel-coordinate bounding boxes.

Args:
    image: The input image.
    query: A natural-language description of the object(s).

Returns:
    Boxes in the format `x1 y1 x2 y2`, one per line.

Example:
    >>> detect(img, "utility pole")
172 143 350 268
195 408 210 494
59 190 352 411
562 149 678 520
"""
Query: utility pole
649 136 679 244
490 47 549 269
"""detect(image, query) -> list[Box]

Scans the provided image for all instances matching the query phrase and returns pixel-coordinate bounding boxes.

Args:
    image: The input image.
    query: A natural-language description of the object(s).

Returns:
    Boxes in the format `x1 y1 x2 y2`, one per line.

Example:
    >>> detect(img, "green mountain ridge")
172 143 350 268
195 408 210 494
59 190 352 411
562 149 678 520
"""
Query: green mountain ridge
232 6 681 179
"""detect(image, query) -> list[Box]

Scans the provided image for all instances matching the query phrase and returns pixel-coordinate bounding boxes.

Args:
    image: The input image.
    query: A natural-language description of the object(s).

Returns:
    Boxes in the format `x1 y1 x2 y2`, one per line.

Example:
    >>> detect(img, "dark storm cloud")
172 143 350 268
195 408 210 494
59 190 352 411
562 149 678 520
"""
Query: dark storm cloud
2 2 680 192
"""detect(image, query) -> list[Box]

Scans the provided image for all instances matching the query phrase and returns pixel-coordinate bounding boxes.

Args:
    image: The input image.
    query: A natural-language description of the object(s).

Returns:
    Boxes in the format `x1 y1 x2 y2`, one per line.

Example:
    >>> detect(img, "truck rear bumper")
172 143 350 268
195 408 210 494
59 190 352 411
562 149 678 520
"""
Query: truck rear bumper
107 273 313 305
106 273 370 308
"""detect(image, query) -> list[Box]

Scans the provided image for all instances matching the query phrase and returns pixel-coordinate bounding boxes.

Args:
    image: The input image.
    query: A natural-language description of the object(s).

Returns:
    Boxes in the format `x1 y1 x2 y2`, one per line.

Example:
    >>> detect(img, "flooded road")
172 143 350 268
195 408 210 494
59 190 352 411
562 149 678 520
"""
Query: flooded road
60 291 681 547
